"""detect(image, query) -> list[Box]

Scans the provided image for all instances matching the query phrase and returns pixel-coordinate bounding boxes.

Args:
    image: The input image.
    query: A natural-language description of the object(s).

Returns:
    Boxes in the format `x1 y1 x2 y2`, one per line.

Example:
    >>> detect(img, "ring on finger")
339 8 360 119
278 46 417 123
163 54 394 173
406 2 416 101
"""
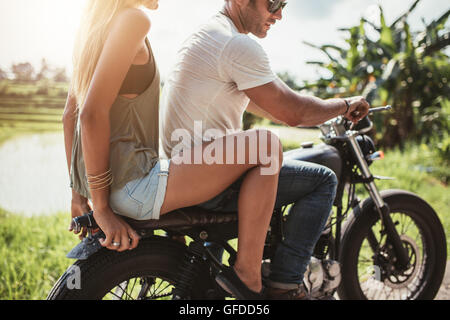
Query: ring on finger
112 242 121 247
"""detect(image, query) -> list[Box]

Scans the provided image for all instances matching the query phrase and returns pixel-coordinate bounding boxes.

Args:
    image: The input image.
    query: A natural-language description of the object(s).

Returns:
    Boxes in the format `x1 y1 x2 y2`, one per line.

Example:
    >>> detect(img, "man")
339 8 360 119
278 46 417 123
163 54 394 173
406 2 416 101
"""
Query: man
160 0 370 299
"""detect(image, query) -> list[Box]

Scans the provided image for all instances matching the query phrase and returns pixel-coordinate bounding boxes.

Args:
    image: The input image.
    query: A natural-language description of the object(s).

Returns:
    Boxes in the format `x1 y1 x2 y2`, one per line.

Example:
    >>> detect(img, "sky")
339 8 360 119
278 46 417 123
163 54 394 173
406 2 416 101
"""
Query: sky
0 0 449 83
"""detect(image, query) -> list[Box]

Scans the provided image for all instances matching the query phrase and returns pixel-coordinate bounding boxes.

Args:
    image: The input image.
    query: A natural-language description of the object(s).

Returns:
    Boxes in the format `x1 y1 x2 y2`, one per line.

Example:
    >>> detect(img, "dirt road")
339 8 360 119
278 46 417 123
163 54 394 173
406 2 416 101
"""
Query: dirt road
435 261 450 300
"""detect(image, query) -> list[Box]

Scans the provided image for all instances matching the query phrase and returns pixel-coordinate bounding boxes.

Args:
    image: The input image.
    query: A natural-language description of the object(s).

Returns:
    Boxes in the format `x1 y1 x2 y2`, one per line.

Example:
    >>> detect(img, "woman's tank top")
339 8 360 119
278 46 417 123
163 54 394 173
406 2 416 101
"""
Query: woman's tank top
119 38 154 95
70 39 160 199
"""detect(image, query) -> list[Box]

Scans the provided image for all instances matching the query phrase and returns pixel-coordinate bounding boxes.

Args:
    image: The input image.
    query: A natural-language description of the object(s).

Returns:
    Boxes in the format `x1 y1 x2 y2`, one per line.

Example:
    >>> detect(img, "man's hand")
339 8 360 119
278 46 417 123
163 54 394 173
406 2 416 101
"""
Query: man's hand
343 96 370 124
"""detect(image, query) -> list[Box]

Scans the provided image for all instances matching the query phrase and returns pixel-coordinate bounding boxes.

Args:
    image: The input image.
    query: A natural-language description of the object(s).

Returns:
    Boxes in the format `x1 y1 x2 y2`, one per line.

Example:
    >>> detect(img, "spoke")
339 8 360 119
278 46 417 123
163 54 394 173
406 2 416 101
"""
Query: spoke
129 278 138 298
140 278 173 299
154 279 165 295
120 281 134 300
384 285 393 299
107 289 125 300
403 216 414 236
154 281 172 297
150 281 160 297
358 210 431 300
102 274 176 301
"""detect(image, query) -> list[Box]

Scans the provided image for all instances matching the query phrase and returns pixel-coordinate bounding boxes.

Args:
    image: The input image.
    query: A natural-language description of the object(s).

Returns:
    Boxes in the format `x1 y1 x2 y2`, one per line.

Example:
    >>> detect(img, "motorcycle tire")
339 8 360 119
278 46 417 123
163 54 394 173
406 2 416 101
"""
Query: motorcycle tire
338 189 447 300
47 236 211 300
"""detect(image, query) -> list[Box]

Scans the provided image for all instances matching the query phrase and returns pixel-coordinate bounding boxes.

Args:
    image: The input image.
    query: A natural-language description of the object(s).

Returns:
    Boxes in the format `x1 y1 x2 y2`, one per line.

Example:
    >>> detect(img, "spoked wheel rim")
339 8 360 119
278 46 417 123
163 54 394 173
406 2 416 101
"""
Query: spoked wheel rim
103 276 175 300
356 211 428 300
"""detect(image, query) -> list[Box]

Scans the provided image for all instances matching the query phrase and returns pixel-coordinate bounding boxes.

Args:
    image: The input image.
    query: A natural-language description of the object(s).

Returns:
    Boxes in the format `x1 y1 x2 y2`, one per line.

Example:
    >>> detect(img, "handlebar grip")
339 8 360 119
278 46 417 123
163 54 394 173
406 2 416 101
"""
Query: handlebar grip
350 105 392 119
369 105 392 113
70 211 98 233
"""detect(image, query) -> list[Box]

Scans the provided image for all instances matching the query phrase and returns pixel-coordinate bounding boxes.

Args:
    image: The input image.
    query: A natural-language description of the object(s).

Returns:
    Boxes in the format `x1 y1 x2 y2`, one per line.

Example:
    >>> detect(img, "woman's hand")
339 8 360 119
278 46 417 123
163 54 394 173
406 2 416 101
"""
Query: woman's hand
68 190 92 240
93 207 140 252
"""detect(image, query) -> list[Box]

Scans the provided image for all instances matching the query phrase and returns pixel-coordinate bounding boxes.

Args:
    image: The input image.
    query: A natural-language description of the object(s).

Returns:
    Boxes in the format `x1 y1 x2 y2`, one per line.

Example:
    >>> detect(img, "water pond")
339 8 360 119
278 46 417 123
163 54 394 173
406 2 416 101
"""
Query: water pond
0 132 71 216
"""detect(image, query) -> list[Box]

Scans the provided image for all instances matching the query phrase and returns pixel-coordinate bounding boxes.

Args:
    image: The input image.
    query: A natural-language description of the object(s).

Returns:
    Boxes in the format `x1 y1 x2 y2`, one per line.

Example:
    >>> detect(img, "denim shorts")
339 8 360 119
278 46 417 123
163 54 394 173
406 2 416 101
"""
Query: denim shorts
109 159 170 221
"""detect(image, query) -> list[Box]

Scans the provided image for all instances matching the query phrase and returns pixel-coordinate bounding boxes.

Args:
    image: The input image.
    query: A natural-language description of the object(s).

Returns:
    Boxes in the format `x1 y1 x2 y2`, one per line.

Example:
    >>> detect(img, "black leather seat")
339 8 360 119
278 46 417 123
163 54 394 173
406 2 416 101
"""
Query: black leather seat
124 206 238 231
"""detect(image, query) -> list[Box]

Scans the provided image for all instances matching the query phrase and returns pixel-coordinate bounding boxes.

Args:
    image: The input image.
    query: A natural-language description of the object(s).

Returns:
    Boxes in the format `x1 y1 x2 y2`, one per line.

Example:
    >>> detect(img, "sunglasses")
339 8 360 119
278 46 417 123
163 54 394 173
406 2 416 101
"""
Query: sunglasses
268 0 287 14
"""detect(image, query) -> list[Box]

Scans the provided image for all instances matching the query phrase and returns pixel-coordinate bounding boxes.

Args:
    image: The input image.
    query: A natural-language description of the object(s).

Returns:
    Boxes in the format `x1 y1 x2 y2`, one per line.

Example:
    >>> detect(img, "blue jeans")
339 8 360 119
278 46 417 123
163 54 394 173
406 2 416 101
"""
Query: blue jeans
198 149 338 288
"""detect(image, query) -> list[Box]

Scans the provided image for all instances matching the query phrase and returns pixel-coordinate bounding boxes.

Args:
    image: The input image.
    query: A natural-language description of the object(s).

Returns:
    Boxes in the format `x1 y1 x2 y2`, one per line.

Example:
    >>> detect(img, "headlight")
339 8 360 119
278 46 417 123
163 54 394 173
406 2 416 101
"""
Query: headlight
356 135 376 165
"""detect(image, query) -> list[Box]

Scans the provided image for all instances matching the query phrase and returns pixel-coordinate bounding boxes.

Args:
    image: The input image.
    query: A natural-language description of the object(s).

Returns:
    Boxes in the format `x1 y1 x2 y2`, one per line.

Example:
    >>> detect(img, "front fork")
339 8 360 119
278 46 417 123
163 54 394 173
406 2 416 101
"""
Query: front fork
347 134 410 270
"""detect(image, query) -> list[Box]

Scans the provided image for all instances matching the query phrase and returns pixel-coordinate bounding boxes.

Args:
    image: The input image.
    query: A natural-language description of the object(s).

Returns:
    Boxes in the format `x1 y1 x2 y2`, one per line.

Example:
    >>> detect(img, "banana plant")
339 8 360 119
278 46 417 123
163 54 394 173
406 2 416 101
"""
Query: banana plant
302 0 450 149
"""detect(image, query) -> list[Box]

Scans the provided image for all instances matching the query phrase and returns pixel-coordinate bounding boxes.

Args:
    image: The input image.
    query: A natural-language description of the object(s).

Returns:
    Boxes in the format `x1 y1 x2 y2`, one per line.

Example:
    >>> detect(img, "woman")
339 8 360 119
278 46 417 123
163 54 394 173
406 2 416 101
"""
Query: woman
63 0 282 296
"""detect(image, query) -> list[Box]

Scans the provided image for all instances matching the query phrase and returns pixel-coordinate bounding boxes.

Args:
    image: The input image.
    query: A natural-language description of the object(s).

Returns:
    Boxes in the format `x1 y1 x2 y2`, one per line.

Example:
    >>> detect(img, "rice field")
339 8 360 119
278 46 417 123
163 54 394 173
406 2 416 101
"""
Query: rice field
0 80 65 144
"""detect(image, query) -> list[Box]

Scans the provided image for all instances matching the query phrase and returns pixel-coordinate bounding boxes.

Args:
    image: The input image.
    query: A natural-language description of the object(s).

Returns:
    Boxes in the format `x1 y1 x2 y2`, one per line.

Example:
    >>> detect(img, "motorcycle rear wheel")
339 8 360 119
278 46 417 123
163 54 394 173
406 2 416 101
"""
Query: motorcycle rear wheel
47 237 212 300
338 189 447 300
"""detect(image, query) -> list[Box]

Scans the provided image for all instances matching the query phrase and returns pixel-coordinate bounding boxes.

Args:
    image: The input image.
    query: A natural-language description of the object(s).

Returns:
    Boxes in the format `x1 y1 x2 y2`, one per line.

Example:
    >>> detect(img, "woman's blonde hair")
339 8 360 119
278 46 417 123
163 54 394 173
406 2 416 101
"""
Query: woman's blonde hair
71 0 145 109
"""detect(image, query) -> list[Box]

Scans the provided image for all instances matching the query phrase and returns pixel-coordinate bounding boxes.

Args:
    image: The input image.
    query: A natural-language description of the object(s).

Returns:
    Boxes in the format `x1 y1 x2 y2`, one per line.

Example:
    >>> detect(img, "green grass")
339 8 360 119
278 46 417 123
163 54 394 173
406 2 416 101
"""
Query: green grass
254 123 322 151
0 209 78 300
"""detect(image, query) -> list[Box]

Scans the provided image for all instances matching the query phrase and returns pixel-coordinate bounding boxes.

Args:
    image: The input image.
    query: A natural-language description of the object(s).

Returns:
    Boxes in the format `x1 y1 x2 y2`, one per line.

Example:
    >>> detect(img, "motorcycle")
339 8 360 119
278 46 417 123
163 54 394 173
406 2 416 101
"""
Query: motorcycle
48 106 447 300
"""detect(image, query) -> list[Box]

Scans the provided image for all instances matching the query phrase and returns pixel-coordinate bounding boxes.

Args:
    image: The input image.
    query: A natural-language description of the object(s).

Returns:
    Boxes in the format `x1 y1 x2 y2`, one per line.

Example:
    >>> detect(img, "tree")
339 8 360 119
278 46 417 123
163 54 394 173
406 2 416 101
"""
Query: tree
301 0 450 149
11 62 35 82
0 68 7 80
35 58 51 81
52 67 68 83
278 72 302 91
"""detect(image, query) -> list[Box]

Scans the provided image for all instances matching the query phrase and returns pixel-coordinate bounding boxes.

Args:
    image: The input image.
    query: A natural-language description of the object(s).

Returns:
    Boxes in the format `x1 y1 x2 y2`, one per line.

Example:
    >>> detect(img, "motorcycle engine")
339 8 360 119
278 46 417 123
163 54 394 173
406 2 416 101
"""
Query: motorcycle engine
304 257 341 298
262 257 341 298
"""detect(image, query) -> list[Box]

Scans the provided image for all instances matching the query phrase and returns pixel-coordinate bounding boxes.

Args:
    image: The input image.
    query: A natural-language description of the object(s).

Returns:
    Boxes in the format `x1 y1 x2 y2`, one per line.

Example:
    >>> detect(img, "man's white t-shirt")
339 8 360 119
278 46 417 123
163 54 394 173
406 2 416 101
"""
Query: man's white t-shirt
160 13 276 158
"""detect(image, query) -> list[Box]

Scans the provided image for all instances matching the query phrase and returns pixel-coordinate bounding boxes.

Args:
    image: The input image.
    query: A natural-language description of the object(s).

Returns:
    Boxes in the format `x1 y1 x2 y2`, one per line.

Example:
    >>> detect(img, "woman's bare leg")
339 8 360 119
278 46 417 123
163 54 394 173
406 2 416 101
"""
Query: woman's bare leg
160 129 282 292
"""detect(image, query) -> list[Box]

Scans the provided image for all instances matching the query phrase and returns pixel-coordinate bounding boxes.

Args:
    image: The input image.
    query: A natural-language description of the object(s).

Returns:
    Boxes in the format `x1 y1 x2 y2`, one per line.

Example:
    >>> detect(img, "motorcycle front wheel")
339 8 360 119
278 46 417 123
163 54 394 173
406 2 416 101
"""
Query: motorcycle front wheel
338 189 447 300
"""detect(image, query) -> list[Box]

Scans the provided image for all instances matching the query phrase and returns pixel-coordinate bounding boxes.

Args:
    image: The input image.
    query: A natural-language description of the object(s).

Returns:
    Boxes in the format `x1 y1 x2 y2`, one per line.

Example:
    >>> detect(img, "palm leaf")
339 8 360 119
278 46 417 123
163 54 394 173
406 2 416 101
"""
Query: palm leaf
391 0 421 28
379 6 395 51
303 42 344 63
423 32 450 56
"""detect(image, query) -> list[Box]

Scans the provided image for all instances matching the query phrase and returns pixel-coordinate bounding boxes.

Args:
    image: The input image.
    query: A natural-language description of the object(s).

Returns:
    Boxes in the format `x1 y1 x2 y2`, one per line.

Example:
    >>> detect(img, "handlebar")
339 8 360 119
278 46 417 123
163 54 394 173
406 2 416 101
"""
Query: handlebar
348 105 391 131
319 105 392 139
70 211 98 234
350 105 392 120
368 105 392 114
